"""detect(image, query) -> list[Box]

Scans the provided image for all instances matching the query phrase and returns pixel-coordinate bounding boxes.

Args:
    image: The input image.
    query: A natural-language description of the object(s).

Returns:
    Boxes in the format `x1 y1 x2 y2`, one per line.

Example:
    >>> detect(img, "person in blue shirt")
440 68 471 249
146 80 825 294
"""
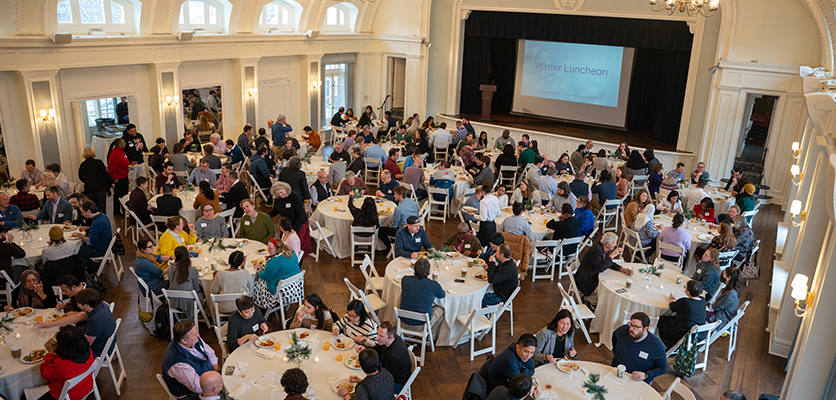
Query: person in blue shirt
574 196 595 237
691 161 710 184
35 186 74 225
398 258 445 338
462 187 482 223
134 237 173 296
71 200 112 273
364 138 387 168
271 114 293 148
610 312 667 384
378 186 418 253
487 334 537 392
0 193 26 229
225 139 245 166
374 171 399 202
360 126 375 146
75 288 116 357
479 233 505 263
393 216 434 259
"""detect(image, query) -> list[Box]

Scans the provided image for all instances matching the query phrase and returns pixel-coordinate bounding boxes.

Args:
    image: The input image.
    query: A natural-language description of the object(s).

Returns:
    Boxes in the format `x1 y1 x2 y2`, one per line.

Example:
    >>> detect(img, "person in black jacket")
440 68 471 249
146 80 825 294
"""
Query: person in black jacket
269 182 310 259
77 147 114 213
480 244 519 307
356 321 411 394
4 269 57 310
328 143 350 164
338 349 395 400
657 280 708 349
330 107 345 127
347 147 365 176
278 157 311 203
547 203 581 255
220 171 249 218
573 232 630 309
155 184 182 219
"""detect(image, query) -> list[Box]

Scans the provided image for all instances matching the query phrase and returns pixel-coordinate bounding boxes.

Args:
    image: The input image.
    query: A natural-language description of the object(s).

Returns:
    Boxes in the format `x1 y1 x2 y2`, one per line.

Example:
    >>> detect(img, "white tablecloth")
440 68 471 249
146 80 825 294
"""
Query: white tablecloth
493 209 554 242
653 214 715 274
194 238 268 323
309 195 395 259
222 329 365 399
589 262 689 349
10 224 83 269
533 361 663 400
380 256 489 347
302 162 332 185
422 165 470 212
0 309 62 400
676 184 735 215
149 189 201 223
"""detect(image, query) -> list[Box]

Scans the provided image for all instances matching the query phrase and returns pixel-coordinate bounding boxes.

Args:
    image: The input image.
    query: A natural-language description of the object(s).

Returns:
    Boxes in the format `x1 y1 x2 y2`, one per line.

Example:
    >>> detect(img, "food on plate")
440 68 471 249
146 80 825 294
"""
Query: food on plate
298 331 310 339
333 337 354 349
256 248 268 254
474 272 488 280
446 251 462 259
63 225 77 231
45 313 66 323
472 258 486 266
12 308 33 318
346 355 361 369
257 339 274 347
417 251 428 258
23 349 46 363
462 206 478 213
377 210 392 215
556 360 580 373
334 381 356 394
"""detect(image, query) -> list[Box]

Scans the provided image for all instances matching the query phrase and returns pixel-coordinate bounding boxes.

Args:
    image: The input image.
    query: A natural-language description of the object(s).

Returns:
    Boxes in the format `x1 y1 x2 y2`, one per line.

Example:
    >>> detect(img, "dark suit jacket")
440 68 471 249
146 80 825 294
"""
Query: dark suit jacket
348 156 365 175
155 194 182 217
35 198 74 224
77 158 114 194
221 182 249 218
574 242 619 296
204 154 222 169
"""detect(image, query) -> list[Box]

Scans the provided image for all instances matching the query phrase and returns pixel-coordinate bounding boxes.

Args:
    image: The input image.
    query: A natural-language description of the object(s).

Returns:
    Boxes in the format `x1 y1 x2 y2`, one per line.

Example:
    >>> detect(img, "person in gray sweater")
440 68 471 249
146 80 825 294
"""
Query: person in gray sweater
194 203 229 240
533 309 577 367
709 267 741 326
167 246 203 320
211 251 254 314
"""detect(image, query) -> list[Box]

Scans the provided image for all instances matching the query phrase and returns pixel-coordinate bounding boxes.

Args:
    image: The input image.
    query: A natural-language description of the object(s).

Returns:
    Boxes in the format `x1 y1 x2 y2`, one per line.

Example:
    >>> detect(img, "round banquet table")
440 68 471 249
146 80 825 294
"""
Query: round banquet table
194 238 268 322
422 165 470 213
10 224 83 269
533 361 663 400
653 213 715 275
149 188 201 223
302 161 333 185
183 152 229 166
493 208 554 242
0 308 64 400
676 184 735 215
589 262 689 350
308 195 395 259
0 187 45 202
379 256 489 347
222 328 366 399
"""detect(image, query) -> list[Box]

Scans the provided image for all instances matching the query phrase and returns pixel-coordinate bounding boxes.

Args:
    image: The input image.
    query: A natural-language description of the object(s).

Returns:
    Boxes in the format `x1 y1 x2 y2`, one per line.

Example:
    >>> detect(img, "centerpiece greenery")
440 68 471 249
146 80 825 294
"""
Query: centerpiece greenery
285 331 313 368
638 262 664 277
582 373 608 400
0 314 16 333
426 249 446 260
207 237 227 252
182 183 195 191
301 153 312 165
351 188 364 200
1 179 15 189
16 219 39 232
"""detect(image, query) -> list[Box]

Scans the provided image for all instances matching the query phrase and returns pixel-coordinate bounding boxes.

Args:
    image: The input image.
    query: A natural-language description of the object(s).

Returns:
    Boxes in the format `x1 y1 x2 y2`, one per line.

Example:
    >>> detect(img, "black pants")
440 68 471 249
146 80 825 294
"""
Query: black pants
378 226 398 250
113 178 129 215
477 221 496 247
660 254 681 263
86 191 108 216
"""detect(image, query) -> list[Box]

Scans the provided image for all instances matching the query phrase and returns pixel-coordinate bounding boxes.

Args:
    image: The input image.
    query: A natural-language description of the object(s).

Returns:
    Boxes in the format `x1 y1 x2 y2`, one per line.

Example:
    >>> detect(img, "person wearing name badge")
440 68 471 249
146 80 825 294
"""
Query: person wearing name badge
194 203 228 241
156 216 197 257
443 222 483 257
610 312 667 384
375 170 399 203
188 159 217 186
225 295 268 353
34 186 74 225
394 216 434 259
238 199 276 245
156 161 183 193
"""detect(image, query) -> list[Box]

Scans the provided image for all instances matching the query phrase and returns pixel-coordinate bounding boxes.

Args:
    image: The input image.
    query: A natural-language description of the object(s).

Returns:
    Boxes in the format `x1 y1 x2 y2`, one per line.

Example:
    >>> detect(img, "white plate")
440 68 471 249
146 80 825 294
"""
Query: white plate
255 336 277 348
697 234 714 241
344 355 361 370
332 379 356 394
288 329 313 341
10 307 34 318
555 359 580 374
20 350 47 364
330 336 356 351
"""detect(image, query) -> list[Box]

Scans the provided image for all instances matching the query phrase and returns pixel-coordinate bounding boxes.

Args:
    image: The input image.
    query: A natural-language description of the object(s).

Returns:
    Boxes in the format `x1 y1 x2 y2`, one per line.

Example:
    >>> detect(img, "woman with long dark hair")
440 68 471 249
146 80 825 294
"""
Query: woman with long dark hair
624 150 647 181
694 220 737 261
348 196 379 239
548 181 576 213
534 309 577 366
193 180 220 212
332 299 379 345
708 267 741 324
494 144 518 180
167 246 202 320
615 166 629 199
477 131 489 149
290 293 333 331
38 325 95 400
554 153 573 175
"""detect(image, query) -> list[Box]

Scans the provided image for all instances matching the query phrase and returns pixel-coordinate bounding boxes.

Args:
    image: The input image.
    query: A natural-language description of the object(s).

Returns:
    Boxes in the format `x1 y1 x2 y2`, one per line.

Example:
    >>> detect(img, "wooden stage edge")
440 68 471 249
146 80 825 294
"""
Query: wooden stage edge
444 113 685 154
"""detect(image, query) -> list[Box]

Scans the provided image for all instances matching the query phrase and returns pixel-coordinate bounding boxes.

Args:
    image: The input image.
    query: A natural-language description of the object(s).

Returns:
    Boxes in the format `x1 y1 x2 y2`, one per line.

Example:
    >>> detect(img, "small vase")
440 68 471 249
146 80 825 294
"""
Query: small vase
293 358 303 370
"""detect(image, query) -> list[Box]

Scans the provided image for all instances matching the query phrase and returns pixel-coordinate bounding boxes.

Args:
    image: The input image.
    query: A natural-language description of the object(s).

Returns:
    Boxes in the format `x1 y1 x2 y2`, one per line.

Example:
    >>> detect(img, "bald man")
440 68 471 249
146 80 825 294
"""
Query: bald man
188 371 223 400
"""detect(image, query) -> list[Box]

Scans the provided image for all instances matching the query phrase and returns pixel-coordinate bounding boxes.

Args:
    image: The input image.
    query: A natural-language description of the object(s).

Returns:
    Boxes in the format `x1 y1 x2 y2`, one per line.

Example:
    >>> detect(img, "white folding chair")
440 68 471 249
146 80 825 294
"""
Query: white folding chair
704 300 750 361
655 240 685 271
622 226 650 263
174 170 189 182
127 208 157 243
359 255 384 296
310 220 336 261
210 293 244 328
530 240 561 282
247 171 272 207
433 142 449 163
344 278 384 325
395 307 434 366
265 270 306 327
161 289 212 339
742 209 758 222
0 270 17 305
129 267 163 315
718 250 739 271
452 303 500 361
218 207 236 237
92 227 124 282
427 187 450 223
117 194 132 239
350 226 377 267
580 226 599 252
156 373 177 400
214 323 229 365
97 318 126 396
397 366 422 400
665 321 721 373
418 201 430 227
630 175 648 198
556 237 584 279
52 286 64 304
25 357 103 400
661 377 697 400
597 198 623 232
364 158 382 186
495 286 521 336
152 215 169 240
498 166 517 188
559 281 594 343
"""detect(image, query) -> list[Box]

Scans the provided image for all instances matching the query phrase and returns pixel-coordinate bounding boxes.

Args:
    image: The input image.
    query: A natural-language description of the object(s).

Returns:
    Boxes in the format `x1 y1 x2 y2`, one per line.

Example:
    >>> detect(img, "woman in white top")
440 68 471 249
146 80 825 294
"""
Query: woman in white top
211 250 254 314
42 226 80 262
630 203 659 258
658 190 684 214
509 178 541 208
278 216 301 258
495 185 509 208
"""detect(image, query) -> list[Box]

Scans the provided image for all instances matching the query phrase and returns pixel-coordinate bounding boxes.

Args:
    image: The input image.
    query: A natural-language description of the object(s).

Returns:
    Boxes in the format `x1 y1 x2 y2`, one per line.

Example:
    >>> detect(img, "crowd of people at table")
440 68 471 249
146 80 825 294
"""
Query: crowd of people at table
0 110 766 400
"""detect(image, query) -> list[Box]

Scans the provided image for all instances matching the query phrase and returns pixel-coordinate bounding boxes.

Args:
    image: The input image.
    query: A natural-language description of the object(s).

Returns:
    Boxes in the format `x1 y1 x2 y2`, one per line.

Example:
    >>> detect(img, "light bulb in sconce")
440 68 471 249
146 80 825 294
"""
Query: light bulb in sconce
791 141 801 159
48 109 56 119
790 164 803 185
790 200 806 226
248 88 258 97
311 80 322 90
173 95 179 103
165 96 179 106
40 109 55 121
40 109 48 121
791 273 814 317
165 96 173 105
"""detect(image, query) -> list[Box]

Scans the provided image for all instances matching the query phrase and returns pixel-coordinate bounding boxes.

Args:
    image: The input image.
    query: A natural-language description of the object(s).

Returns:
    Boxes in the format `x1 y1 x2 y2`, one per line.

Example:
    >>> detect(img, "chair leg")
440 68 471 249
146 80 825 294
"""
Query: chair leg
509 304 514 337
578 319 593 344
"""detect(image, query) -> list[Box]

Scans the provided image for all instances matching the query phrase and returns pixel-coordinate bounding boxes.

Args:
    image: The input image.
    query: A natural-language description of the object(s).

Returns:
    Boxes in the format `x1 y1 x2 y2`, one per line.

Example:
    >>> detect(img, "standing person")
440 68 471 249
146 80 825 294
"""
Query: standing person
480 244 519 307
70 201 111 273
610 312 667 384
271 114 293 160
107 137 130 216
121 123 148 191
269 182 310 258
469 181 501 246
77 147 114 214
657 280 707 349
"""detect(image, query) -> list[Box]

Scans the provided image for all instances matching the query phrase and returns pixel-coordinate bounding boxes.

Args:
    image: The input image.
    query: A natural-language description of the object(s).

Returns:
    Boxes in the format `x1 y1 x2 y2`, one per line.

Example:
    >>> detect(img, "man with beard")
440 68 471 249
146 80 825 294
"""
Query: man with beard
610 312 666 384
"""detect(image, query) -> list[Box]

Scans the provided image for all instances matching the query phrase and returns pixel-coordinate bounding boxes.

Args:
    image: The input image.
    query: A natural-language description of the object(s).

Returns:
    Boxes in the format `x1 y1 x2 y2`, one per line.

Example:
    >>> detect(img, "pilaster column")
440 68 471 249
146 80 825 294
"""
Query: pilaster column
148 62 182 146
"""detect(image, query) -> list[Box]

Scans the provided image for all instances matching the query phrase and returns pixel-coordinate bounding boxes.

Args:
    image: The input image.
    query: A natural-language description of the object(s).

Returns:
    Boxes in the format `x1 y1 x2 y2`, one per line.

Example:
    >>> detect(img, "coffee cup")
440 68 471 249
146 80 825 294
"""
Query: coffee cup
10 345 21 359
467 258 474 267
625 279 633 289
432 271 439 281
617 364 626 378
461 268 468 278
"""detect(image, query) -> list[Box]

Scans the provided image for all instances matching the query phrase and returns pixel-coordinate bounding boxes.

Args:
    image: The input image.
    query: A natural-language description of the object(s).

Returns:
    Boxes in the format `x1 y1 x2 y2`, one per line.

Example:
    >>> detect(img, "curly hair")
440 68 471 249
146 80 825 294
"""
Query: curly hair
281 368 309 395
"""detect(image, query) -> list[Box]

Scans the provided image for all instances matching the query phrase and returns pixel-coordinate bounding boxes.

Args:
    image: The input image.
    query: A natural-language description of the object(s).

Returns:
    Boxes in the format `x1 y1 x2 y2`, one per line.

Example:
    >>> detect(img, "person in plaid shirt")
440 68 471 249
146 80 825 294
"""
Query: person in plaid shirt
452 120 469 147
9 180 40 212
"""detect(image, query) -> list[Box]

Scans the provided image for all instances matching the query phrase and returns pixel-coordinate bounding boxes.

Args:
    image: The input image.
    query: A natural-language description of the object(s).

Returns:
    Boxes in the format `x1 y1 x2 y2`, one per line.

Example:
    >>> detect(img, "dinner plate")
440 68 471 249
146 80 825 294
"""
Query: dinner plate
446 251 462 259
332 379 356 394
20 349 47 364
555 359 580 374
62 225 77 231
697 233 714 241
330 336 356 351
473 272 488 281
288 329 312 340
11 307 34 318
255 336 276 348
344 354 362 370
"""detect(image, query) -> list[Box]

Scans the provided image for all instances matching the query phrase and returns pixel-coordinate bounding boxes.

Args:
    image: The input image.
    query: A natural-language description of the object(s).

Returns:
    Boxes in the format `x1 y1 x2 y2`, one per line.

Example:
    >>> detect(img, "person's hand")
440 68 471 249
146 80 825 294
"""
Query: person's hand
45 338 56 353
468 212 475 217
669 293 676 301
632 371 646 381
532 385 540 397
296 311 306 322
355 345 366 353
71 232 82 238
55 302 66 311
78 226 88 232
337 386 349 397
375 190 384 197
244 333 258 343
63 220 71 226
348 376 362 383
260 323 268 333
6 234 12 242
187 223 195 231
34 282 45 297
3 305 12 311
332 328 340 336
361 189 367 194
569 348 577 358
545 355 555 363
410 252 418 259
353 335 365 343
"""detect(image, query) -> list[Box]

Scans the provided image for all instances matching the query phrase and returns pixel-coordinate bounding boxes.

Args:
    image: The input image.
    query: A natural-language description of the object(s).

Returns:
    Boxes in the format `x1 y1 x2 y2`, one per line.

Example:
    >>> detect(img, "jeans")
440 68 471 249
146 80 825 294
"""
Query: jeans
482 292 503 307
394 383 404 394
378 226 398 250
78 245 105 273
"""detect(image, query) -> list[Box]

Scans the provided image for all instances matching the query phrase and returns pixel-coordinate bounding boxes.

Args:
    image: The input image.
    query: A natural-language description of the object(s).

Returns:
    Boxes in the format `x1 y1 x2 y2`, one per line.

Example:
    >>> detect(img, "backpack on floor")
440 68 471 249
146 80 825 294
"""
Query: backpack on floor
152 304 179 340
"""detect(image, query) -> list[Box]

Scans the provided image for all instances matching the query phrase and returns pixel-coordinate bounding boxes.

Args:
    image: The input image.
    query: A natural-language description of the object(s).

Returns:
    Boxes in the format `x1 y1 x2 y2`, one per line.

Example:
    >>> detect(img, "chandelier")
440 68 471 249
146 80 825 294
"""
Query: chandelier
649 0 719 17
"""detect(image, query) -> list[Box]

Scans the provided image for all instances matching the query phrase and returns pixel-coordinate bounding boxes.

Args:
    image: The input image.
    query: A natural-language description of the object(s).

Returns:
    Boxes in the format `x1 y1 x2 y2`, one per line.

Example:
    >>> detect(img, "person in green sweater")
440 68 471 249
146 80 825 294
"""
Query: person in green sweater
735 183 757 217
517 141 536 171
238 198 276 244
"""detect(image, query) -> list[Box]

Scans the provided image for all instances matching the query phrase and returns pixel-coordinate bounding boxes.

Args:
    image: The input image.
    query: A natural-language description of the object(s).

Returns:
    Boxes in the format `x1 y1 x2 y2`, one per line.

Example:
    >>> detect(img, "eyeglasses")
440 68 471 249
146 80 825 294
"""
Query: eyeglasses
629 323 644 330
146 245 155 249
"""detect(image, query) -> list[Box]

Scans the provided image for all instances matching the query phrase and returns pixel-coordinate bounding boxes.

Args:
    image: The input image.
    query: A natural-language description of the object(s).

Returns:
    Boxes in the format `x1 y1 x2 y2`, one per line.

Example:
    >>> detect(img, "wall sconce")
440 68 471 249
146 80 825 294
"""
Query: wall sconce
790 164 804 185
165 95 179 106
40 109 55 121
790 200 806 227
311 80 322 90
248 88 258 97
791 141 801 159
791 273 815 317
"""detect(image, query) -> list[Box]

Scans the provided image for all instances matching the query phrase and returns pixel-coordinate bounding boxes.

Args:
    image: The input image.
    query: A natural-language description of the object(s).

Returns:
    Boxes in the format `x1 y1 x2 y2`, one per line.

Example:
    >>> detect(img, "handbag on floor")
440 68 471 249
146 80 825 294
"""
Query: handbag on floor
673 331 698 377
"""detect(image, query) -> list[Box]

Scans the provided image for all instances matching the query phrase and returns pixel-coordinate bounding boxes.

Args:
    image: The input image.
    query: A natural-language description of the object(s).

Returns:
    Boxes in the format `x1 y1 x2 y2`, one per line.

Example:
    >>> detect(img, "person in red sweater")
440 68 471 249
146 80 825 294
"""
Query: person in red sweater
107 138 130 216
693 197 716 224
38 325 95 400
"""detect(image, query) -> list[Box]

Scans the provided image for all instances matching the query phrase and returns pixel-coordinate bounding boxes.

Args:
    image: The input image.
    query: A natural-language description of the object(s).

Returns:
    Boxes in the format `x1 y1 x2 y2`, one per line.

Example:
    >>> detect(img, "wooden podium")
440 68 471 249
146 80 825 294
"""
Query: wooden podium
479 84 496 122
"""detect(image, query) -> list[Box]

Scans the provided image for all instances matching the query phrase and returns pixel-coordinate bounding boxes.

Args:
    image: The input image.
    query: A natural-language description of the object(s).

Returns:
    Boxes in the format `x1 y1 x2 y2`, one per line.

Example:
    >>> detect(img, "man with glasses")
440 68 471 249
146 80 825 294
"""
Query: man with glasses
610 312 666 384
487 333 537 392
194 202 228 241
443 222 482 257
574 232 629 310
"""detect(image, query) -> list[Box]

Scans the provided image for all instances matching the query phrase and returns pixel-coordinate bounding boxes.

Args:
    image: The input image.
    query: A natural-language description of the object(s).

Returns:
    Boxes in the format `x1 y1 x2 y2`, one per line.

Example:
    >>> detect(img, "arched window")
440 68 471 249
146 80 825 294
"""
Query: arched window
259 0 301 33
178 0 228 32
322 3 357 33
56 0 138 34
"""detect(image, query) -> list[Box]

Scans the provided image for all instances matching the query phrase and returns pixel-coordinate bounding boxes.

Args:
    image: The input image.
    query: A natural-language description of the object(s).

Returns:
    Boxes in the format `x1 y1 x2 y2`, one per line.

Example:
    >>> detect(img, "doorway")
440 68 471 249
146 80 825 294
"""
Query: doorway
734 93 778 187
389 57 406 119
69 95 138 162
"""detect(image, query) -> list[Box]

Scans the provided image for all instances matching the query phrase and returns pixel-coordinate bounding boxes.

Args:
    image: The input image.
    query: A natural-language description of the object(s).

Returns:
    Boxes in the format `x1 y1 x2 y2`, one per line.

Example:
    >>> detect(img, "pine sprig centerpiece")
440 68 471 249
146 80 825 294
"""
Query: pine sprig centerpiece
207 237 227 252
351 188 364 200
301 153 312 165
638 262 664 277
16 219 39 231
0 314 16 333
582 373 608 400
285 331 313 365
426 249 446 260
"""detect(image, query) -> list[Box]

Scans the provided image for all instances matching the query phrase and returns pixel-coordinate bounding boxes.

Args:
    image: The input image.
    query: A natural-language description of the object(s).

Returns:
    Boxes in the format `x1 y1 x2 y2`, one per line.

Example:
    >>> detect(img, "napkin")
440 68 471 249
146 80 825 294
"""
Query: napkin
604 369 631 386
395 265 413 273
624 293 636 300
538 390 559 399
228 383 251 399
445 288 457 295
235 362 248 376
271 389 288 400
252 348 278 359
251 371 282 391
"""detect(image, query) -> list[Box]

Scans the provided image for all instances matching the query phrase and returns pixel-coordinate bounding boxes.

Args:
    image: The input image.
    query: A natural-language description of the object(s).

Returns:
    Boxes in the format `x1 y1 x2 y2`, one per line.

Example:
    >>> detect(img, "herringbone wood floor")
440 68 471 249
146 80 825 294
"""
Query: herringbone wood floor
89 204 786 400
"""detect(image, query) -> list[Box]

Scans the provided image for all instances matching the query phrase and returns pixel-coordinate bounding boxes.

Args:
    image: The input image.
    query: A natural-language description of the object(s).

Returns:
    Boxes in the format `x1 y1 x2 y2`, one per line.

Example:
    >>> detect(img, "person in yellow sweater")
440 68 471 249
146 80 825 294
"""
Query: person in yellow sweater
156 216 197 256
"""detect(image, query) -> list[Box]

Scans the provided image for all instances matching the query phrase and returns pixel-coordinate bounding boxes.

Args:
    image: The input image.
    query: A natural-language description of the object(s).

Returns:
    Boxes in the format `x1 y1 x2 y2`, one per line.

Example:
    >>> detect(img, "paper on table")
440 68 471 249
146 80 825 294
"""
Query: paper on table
271 388 287 400
253 348 278 359
538 390 559 399
228 383 251 399
446 288 457 295
604 369 631 386
251 370 281 391
235 361 248 376
624 293 636 300
395 266 413 273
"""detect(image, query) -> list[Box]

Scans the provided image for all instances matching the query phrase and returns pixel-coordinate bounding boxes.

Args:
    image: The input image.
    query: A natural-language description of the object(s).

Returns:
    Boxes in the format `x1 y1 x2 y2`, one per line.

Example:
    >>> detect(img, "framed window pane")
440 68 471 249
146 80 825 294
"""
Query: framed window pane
265 4 277 24
338 10 344 26
179 6 185 24
188 1 204 24
326 7 336 25
86 100 99 127
79 0 106 24
209 5 216 25
281 7 288 25
57 0 73 23
100 98 116 120
111 2 125 24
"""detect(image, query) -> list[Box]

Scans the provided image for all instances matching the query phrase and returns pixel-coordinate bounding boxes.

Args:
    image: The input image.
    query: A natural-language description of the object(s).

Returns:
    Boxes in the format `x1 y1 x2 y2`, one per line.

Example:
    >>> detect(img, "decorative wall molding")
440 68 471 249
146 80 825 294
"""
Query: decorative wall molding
13 0 47 37
554 0 585 11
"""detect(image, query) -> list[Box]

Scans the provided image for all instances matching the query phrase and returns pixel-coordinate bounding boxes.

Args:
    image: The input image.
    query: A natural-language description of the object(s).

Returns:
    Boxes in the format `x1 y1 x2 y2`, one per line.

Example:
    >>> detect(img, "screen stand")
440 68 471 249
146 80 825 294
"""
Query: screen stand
479 84 497 122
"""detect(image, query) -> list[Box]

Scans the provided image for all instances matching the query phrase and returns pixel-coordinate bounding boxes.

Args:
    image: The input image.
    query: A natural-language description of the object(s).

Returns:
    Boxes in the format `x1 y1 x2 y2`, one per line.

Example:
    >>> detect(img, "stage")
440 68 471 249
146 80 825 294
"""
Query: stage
445 113 680 153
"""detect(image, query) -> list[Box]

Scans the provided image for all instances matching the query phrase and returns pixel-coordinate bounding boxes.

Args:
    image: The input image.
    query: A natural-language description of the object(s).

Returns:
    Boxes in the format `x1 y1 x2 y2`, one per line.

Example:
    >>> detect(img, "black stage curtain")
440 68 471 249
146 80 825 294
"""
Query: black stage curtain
460 11 693 145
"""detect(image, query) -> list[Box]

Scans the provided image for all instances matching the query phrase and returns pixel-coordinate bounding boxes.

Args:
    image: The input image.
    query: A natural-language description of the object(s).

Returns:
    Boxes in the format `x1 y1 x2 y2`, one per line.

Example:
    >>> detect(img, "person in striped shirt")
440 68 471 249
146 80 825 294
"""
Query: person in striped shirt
332 299 378 346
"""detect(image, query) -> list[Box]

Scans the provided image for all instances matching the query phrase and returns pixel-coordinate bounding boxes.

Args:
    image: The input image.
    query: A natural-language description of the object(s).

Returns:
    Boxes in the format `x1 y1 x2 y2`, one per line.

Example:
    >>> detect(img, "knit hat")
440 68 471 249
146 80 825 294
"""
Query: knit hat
743 184 755 195
48 226 64 241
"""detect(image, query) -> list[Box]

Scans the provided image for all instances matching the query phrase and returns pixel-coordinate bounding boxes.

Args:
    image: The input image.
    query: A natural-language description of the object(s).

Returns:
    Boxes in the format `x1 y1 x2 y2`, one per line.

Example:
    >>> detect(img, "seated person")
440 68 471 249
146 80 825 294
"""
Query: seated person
161 321 218 398
716 204 740 226
214 163 235 194
574 196 595 237
573 232 628 309
332 299 379 346
39 288 116 358
34 186 73 224
187 159 217 186
534 310 577 367
691 162 710 184
498 202 535 248
225 139 244 167
70 201 111 273
658 190 685 215
694 197 716 224
211 251 253 314
443 222 483 257
375 170 400 202
478 233 504 263
36 325 96 400
657 280 707 349
708 268 741 325
384 148 404 180
226 295 269 353
337 171 370 196
194 202 228 241
394 216 434 259
547 203 580 254
310 170 333 208
347 147 365 176
328 143 350 164
250 239 300 311
461 187 483 224
156 216 197 257
156 161 183 193
220 172 248 218
378 187 419 252
356 321 412 393
399 258 446 339
127 177 152 226
9 179 40 212
429 161 455 199
486 373 535 400
692 248 721 299
66 193 92 228
281 368 309 400
629 204 659 258
56 275 86 314
134 237 173 296
658 213 691 262
155 184 183 222
480 244 519 307
4 269 58 311
487 333 537 392
610 312 667 384
238 199 276 244
301 126 321 151
289 293 333 331
337 349 395 400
